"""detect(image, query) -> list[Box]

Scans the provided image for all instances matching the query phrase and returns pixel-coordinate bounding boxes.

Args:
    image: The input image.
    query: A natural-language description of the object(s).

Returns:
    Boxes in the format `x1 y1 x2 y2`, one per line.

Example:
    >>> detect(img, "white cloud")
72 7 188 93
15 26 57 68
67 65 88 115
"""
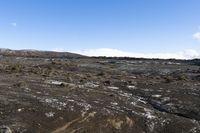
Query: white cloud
76 48 200 59
11 22 17 27
52 48 65 52
193 32 200 40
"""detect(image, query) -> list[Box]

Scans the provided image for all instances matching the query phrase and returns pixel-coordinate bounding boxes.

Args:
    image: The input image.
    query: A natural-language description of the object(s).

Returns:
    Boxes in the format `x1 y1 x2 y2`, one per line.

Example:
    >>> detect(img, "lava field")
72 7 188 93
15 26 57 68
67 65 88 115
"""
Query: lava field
0 51 200 133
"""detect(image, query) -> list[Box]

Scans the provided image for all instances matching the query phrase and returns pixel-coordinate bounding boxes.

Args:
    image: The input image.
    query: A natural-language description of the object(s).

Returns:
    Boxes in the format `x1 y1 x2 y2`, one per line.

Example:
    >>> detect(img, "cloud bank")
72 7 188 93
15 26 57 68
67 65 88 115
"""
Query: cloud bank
76 48 200 59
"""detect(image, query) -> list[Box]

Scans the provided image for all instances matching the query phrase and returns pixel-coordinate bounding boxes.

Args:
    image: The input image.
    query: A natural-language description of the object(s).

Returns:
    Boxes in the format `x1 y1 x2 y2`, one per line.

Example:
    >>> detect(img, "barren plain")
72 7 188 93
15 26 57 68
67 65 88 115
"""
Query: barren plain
0 49 200 133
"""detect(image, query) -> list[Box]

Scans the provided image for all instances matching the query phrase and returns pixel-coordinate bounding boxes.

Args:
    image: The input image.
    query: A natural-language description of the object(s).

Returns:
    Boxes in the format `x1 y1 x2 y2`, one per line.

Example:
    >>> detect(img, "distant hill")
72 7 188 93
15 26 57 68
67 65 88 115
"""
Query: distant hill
0 48 85 58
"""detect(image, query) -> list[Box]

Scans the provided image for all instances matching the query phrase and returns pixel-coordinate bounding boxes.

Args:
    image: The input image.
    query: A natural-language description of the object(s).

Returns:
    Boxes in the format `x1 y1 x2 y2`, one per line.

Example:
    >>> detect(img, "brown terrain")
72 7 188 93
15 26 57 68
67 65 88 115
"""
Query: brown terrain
0 48 200 133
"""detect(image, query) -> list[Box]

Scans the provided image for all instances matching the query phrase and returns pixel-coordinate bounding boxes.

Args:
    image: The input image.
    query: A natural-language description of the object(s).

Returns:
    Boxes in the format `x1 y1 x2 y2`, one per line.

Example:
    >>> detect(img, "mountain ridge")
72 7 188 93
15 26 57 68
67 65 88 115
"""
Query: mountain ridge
0 48 85 58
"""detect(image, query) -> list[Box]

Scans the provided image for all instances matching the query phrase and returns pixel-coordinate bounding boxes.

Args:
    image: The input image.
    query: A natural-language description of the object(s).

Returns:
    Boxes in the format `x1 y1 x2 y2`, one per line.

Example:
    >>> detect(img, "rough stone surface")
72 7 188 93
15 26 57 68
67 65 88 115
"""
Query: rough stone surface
0 50 200 132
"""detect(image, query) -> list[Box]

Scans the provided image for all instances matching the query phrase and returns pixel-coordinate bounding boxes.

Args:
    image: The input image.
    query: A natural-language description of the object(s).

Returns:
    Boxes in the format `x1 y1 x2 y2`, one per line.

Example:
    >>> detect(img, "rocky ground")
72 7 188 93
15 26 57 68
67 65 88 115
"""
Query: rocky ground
0 51 200 133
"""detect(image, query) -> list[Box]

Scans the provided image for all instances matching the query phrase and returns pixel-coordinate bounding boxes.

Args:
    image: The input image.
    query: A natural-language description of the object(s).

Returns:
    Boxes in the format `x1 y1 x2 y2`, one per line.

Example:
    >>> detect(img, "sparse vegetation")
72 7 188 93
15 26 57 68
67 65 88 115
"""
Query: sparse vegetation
177 74 188 81
0 50 200 133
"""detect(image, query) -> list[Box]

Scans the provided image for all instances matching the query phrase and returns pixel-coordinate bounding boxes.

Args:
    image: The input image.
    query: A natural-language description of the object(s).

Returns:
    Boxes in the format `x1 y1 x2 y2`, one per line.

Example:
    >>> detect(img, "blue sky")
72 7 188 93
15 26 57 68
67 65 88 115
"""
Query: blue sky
1 0 200 58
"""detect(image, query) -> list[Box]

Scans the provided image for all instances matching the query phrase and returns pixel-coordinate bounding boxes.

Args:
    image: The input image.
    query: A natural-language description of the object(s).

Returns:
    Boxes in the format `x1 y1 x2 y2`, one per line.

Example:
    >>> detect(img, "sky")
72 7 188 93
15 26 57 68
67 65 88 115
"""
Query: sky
1 0 200 59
